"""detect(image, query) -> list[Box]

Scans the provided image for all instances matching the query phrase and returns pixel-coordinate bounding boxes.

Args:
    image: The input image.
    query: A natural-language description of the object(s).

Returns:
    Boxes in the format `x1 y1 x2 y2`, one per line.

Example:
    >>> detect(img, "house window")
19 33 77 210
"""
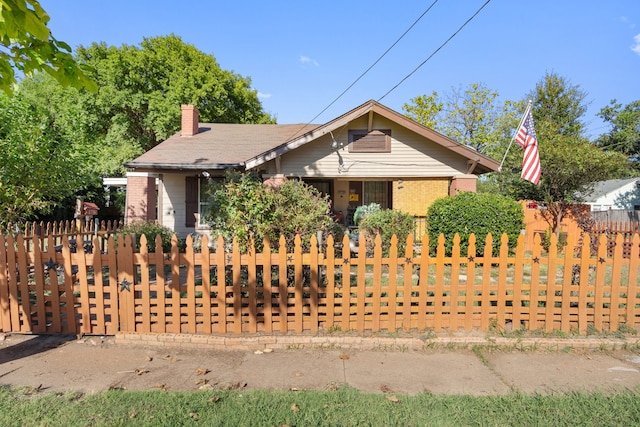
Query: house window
364 181 390 208
302 179 332 198
348 129 391 153
185 176 221 228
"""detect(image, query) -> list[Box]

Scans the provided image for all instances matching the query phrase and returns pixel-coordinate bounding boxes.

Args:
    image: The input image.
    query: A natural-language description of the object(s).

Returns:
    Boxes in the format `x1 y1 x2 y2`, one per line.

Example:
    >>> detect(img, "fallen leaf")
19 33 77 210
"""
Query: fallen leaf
189 412 199 420
208 396 221 403
380 384 393 393
386 395 400 403
196 378 208 385
195 368 210 376
156 383 169 390
135 369 149 376
294 372 304 377
145 356 153 362
254 350 263 355
199 383 214 391
228 381 247 390
263 348 273 353
339 354 350 360
291 403 300 413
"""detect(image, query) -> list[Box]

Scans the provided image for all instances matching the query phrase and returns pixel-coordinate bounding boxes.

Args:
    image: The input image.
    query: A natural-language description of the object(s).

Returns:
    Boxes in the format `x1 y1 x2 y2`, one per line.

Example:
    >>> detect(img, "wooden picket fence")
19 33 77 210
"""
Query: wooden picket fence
1 230 640 337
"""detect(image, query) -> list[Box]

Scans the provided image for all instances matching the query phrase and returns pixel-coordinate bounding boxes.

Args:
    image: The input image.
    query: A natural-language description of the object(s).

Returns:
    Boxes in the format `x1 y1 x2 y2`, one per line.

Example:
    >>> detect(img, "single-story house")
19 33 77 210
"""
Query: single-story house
580 177 640 212
124 100 499 237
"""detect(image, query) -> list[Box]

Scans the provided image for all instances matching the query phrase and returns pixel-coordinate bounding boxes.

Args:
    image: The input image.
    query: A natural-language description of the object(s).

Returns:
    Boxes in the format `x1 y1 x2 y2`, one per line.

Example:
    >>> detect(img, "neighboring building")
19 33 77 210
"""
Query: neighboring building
124 100 499 237
580 178 640 212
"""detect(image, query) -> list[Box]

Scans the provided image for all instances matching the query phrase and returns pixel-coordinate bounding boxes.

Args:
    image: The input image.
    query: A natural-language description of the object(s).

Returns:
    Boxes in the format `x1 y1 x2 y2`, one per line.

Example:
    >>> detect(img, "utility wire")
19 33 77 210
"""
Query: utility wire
378 0 492 102
284 1 439 142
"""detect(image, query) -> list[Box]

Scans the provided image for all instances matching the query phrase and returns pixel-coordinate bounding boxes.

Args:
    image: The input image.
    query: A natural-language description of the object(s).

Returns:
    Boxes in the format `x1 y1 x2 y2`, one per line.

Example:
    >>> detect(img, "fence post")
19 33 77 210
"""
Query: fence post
626 234 640 330
261 237 272 333
464 234 477 332
116 234 136 333
200 235 212 335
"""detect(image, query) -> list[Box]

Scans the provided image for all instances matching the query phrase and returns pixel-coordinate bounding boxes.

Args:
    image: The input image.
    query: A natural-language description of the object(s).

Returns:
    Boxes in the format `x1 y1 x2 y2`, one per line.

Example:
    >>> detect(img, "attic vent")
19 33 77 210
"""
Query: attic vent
348 129 391 153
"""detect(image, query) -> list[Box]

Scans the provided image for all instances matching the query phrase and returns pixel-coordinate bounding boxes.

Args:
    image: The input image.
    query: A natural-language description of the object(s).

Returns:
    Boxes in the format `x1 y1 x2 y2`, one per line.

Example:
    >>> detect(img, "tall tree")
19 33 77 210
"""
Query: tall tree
0 0 95 95
596 99 640 165
74 35 274 153
403 82 504 154
0 93 99 227
18 34 275 176
497 73 630 235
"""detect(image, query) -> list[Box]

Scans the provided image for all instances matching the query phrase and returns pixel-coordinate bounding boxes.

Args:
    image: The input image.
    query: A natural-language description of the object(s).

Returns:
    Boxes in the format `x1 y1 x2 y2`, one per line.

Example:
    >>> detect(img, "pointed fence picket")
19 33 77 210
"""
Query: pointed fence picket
1 230 640 336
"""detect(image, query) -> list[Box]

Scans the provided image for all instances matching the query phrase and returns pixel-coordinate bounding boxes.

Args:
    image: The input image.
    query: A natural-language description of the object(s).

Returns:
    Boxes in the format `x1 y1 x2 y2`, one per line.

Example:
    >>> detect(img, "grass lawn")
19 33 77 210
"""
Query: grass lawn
1 385 638 426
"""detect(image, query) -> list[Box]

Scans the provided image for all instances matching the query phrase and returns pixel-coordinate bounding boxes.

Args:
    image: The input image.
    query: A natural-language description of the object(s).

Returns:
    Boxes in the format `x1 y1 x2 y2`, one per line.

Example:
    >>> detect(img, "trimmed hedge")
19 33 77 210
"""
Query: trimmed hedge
426 192 524 256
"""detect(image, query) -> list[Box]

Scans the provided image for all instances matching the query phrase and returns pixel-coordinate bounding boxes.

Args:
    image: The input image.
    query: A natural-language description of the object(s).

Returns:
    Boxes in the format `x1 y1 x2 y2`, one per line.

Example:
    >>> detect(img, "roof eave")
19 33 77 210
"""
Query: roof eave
125 162 245 171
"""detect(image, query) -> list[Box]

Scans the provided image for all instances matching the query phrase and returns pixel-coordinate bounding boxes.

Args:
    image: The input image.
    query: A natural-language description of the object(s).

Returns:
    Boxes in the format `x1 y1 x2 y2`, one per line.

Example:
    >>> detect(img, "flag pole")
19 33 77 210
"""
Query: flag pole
498 100 532 172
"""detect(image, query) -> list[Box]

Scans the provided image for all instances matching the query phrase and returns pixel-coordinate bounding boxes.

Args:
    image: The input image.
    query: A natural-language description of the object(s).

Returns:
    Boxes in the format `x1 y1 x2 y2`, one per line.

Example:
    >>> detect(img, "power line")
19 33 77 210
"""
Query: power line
285 1 439 142
378 0 492 102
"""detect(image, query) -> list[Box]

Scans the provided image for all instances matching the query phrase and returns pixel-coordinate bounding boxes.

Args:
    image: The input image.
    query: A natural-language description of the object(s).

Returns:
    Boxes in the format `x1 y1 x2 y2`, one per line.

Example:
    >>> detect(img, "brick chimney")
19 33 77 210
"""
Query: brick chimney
181 104 199 136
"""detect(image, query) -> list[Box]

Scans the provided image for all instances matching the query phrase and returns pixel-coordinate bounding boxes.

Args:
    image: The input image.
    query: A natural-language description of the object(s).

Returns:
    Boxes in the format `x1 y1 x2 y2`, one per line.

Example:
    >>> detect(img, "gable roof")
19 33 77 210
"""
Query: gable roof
580 177 640 202
125 100 500 174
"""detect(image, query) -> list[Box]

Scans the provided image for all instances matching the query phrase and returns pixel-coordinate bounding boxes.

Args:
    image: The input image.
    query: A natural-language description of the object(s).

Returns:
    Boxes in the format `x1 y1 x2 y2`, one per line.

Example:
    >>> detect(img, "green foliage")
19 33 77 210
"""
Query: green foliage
597 99 640 167
0 93 99 228
353 203 381 225
426 192 524 256
204 172 334 252
488 72 632 234
403 92 442 129
0 0 96 95
16 34 275 177
74 35 275 153
357 209 415 255
402 82 503 154
116 221 174 253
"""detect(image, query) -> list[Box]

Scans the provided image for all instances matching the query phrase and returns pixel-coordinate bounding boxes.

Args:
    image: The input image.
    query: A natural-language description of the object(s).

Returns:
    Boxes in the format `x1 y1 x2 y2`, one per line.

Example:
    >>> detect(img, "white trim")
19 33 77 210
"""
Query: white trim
126 171 156 177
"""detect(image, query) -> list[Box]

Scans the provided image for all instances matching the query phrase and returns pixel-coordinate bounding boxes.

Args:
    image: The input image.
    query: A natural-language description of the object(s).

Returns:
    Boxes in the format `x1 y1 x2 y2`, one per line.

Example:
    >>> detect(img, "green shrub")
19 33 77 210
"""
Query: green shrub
426 192 524 256
203 171 335 252
116 221 175 253
353 203 381 225
358 209 415 256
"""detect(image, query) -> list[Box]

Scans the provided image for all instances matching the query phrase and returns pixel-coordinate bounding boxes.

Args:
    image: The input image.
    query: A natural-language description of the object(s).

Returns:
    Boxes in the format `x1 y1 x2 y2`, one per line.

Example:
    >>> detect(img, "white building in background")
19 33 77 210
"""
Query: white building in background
581 178 640 211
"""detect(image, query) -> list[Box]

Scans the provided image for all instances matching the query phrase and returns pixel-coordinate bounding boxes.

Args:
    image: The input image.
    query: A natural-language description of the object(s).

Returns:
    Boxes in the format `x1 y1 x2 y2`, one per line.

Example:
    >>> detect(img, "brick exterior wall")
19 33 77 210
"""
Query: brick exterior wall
392 178 450 216
125 175 157 223
449 174 477 196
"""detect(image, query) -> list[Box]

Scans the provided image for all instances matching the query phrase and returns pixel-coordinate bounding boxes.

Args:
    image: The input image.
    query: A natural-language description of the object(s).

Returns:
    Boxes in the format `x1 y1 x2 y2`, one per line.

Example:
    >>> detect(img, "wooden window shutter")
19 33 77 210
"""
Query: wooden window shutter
348 129 391 153
185 176 198 227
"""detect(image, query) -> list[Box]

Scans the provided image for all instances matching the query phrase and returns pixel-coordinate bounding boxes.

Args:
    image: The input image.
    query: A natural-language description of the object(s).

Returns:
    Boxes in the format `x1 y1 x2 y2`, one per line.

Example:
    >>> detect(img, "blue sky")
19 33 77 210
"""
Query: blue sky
41 0 639 139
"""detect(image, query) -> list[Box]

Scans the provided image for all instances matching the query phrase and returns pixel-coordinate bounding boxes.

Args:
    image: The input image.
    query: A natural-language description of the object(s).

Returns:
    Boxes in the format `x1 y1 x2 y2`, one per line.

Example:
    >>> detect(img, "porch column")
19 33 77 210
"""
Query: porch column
125 172 157 224
449 174 477 196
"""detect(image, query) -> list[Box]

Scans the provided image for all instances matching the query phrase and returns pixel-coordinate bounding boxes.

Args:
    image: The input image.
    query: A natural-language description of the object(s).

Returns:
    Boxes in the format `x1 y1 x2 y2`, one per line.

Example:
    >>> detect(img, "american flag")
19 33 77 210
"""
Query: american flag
515 110 541 185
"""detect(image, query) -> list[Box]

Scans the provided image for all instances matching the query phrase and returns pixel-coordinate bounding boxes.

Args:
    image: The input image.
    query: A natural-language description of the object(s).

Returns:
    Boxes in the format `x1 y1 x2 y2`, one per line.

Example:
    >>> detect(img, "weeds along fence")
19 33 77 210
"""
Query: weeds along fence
1 230 640 337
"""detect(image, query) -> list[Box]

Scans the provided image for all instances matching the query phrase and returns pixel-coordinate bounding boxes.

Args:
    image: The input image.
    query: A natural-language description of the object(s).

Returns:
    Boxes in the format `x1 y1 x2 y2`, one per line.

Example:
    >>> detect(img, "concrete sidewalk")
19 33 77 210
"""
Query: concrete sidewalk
1 333 640 396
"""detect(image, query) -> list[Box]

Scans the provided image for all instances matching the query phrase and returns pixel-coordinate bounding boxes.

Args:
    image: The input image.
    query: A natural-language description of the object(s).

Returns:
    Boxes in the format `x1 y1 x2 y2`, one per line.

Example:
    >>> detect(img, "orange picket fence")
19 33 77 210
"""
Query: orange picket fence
1 230 640 337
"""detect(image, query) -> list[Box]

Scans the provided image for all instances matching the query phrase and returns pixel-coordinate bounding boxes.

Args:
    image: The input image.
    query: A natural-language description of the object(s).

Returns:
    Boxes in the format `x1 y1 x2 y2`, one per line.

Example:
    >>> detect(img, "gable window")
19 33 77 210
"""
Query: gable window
348 129 391 153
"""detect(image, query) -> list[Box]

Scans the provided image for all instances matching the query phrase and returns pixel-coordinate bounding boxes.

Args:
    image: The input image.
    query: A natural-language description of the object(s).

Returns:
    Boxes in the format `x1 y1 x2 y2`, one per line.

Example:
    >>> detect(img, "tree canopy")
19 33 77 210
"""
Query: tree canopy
0 0 95 95
494 72 631 234
596 99 640 166
17 34 275 177
73 35 275 153
403 82 510 155
0 93 99 226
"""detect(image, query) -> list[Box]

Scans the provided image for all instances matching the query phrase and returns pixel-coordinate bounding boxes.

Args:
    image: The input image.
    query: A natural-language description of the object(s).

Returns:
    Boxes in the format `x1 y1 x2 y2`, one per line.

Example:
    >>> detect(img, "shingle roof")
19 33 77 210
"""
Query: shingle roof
126 123 319 170
580 178 640 202
125 100 500 174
